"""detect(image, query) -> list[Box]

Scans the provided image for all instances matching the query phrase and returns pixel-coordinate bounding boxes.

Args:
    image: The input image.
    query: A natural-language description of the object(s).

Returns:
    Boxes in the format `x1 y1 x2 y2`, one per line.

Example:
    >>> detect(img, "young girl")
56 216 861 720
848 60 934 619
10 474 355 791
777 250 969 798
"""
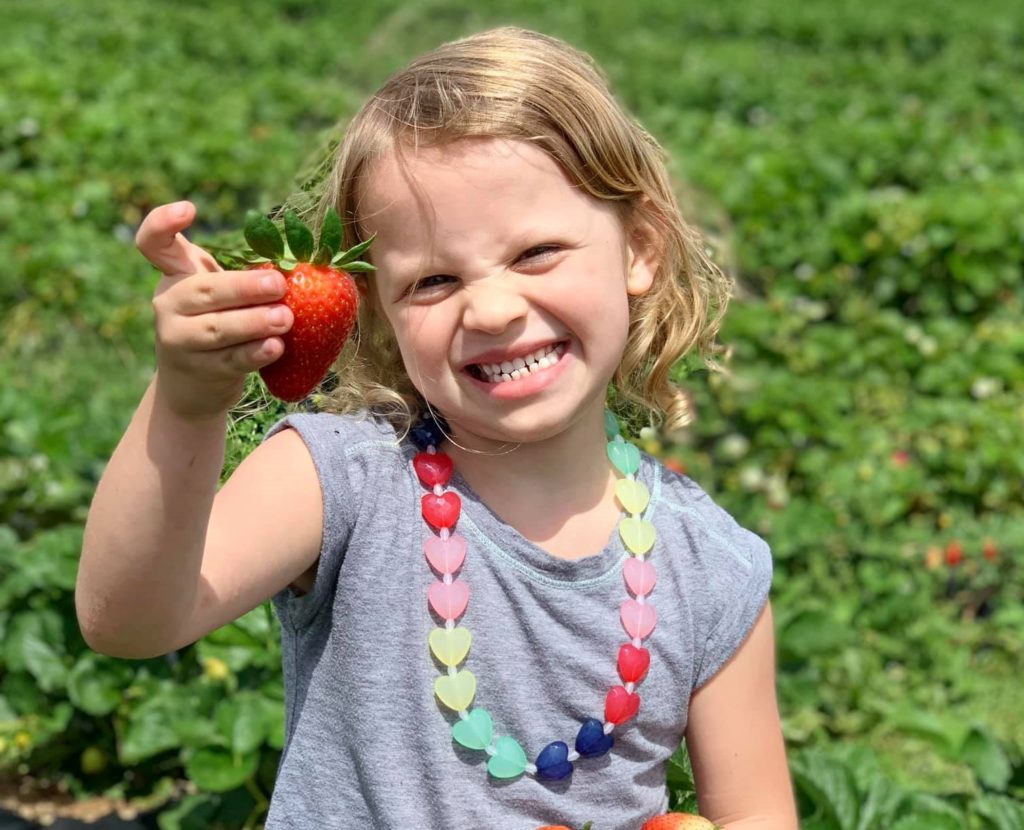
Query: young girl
78 27 797 830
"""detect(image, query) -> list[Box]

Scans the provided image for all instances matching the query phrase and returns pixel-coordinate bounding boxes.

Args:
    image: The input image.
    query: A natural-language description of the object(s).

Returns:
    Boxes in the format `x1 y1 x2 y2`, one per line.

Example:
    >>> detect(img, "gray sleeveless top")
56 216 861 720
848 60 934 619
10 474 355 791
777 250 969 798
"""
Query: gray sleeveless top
262 411 772 829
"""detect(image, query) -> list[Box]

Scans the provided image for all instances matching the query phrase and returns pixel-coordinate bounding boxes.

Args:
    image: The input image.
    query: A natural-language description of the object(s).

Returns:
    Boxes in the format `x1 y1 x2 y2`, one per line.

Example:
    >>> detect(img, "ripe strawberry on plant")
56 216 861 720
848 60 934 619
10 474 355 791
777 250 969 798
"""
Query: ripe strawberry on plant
641 813 720 830
242 206 374 402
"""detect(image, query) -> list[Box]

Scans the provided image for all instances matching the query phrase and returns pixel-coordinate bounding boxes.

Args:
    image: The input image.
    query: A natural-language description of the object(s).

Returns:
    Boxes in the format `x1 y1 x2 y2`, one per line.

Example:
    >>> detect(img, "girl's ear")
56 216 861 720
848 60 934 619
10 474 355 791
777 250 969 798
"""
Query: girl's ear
624 205 663 297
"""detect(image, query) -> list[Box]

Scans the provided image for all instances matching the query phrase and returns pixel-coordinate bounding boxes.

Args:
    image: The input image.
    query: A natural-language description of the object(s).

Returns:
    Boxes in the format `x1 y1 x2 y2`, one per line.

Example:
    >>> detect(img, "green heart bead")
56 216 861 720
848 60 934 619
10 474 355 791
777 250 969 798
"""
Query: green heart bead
452 707 493 751
603 410 620 440
607 440 640 476
619 517 657 555
487 735 528 779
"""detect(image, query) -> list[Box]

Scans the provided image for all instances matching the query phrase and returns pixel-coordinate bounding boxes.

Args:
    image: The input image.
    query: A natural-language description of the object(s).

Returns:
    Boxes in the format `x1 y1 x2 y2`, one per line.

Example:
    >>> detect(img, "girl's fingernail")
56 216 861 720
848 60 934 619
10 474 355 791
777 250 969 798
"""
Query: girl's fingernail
171 201 189 218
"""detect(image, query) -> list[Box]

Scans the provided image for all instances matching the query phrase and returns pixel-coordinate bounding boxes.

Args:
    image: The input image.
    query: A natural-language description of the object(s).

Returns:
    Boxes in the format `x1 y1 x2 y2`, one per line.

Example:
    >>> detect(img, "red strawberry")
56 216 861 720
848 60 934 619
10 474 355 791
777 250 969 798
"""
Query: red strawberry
663 458 687 475
242 207 374 402
945 540 964 567
641 813 719 830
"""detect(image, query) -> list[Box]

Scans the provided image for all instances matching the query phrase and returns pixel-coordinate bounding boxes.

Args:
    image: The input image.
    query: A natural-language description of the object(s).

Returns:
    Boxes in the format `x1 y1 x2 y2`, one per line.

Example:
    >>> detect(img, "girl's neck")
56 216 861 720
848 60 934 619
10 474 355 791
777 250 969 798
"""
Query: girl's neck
439 404 619 555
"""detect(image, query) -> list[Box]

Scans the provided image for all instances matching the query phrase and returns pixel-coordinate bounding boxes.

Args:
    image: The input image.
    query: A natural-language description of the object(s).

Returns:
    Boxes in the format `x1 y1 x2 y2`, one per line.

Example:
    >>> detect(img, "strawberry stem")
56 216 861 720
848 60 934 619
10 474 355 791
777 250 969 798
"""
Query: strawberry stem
284 209 315 262
319 207 343 258
243 210 284 261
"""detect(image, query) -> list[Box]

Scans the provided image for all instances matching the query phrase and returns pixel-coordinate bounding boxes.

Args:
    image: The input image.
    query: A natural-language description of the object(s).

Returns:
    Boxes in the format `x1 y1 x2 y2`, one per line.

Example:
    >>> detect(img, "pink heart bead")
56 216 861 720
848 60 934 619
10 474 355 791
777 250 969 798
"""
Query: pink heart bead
428 581 470 621
424 534 467 575
623 558 657 596
620 599 657 640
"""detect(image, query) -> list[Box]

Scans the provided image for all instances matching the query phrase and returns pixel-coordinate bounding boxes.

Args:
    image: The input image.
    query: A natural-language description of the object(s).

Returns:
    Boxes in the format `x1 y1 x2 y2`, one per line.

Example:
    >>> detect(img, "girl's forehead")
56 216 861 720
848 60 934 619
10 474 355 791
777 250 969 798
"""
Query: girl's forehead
364 140 563 211
359 138 603 249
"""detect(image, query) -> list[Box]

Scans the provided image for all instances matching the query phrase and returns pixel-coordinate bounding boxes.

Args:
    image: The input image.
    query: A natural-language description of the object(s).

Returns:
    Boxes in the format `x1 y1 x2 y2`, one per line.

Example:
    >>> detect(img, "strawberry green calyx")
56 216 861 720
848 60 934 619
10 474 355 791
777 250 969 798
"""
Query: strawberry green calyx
242 207 376 273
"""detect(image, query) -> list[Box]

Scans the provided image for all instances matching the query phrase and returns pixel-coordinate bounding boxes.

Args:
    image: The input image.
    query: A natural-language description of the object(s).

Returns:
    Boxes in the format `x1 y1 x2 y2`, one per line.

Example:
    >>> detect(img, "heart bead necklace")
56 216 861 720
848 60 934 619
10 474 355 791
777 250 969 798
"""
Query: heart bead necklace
411 410 658 782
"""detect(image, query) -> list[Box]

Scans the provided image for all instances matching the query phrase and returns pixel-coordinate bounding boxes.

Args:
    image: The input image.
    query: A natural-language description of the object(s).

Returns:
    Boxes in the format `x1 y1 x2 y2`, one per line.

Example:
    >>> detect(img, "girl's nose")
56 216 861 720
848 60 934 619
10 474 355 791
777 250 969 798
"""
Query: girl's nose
461 280 529 333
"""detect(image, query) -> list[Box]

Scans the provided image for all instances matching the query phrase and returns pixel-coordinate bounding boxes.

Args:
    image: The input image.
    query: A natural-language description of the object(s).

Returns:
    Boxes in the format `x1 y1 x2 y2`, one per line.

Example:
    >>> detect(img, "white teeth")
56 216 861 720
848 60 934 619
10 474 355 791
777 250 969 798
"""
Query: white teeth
475 342 565 383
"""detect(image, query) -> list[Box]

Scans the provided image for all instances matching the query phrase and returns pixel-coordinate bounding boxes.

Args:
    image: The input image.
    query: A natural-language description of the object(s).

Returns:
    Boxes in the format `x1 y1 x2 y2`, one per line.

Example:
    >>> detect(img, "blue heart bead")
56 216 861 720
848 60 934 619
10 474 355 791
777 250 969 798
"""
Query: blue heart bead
536 740 574 781
575 718 614 758
409 414 449 450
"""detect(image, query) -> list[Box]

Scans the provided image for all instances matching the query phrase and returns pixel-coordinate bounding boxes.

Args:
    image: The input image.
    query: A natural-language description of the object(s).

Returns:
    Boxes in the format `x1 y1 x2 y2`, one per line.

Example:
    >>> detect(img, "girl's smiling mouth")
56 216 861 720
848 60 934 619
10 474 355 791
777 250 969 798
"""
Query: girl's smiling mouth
465 341 568 383
462 340 572 398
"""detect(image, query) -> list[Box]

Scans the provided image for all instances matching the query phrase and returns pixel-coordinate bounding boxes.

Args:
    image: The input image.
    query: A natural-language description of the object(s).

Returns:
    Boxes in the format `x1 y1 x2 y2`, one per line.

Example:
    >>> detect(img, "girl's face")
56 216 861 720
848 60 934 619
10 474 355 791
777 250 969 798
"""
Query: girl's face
360 137 658 447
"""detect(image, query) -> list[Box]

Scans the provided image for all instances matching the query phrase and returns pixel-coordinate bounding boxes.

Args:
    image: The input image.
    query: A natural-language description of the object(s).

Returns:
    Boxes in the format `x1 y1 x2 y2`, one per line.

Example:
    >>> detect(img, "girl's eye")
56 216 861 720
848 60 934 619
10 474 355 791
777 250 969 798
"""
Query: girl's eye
520 245 560 262
412 274 456 292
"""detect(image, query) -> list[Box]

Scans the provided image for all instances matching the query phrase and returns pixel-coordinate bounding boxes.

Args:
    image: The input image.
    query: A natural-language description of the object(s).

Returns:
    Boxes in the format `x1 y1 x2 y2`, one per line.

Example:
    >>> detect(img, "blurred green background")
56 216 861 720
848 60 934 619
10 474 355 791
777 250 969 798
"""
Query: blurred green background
2 0 1022 827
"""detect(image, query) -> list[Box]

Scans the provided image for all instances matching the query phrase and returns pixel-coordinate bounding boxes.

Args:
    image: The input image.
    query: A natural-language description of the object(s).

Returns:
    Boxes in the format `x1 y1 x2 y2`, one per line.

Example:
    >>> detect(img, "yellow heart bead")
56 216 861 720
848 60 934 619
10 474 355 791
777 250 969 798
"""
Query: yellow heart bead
429 626 472 667
615 479 650 515
619 517 656 555
435 670 477 712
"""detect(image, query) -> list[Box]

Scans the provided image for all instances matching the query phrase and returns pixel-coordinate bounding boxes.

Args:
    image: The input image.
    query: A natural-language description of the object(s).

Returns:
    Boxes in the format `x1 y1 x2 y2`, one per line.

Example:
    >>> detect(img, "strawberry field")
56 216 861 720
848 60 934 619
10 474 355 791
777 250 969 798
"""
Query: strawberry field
3 0 1022 827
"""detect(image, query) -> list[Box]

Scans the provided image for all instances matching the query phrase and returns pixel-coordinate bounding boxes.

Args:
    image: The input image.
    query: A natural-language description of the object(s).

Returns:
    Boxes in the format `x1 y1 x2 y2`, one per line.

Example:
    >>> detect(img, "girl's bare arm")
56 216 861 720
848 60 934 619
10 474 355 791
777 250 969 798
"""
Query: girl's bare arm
77 375 323 659
684 602 800 829
77 202 321 658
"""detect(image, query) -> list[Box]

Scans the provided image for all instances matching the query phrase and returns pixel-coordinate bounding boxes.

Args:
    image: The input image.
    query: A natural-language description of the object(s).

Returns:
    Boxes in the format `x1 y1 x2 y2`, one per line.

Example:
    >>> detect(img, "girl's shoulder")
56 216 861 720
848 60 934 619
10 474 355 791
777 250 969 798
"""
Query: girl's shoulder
263 408 404 451
647 453 772 568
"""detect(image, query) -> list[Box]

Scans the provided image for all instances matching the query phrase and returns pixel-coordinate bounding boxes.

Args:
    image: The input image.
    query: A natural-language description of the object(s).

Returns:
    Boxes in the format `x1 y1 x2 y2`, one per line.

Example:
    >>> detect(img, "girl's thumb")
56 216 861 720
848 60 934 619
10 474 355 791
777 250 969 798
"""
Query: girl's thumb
135 201 200 277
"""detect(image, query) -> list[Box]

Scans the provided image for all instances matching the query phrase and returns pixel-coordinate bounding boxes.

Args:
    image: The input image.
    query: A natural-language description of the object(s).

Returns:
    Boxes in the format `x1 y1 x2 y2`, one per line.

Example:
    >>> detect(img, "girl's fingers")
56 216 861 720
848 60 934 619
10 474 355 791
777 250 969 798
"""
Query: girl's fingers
167 269 286 316
158 303 293 355
136 201 222 277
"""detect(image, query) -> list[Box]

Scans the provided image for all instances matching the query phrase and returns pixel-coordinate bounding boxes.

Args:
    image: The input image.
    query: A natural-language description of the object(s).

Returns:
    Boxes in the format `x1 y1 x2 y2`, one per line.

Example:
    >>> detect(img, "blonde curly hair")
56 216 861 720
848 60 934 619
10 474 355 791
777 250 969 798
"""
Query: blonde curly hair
282 26 732 438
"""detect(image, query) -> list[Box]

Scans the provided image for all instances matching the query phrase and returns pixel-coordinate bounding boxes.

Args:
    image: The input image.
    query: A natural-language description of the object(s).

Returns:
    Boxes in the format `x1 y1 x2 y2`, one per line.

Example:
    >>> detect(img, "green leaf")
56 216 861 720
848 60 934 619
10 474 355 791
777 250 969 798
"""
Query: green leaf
312 245 332 266
19 627 67 693
243 210 284 261
855 772 905 830
121 706 182 764
973 794 1024 830
214 692 267 756
883 707 969 756
284 209 315 262
780 608 849 659
185 746 259 793
791 750 860 830
318 207 343 257
666 743 694 792
334 232 376 265
173 716 218 750
1 672 43 715
890 814 962 830
67 653 132 716
155 792 220 830
961 726 1011 791
263 697 285 751
336 260 375 273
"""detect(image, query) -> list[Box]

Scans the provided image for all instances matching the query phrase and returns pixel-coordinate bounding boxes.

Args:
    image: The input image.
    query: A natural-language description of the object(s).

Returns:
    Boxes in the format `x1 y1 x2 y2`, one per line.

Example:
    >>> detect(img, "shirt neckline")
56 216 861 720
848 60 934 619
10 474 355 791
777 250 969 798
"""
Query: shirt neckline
444 452 657 586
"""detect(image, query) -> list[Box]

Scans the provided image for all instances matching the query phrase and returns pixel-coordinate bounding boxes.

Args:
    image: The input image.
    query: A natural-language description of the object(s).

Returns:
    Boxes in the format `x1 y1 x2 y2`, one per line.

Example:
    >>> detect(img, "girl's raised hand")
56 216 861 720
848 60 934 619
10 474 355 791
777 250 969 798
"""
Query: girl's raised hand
135 201 293 420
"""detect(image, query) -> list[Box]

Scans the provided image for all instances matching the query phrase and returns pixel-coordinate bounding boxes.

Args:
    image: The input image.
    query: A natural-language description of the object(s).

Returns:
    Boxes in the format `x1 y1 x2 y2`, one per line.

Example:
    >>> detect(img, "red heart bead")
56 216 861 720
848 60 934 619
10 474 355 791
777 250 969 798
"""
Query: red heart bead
413 452 453 487
617 643 650 684
604 685 641 725
422 492 461 529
